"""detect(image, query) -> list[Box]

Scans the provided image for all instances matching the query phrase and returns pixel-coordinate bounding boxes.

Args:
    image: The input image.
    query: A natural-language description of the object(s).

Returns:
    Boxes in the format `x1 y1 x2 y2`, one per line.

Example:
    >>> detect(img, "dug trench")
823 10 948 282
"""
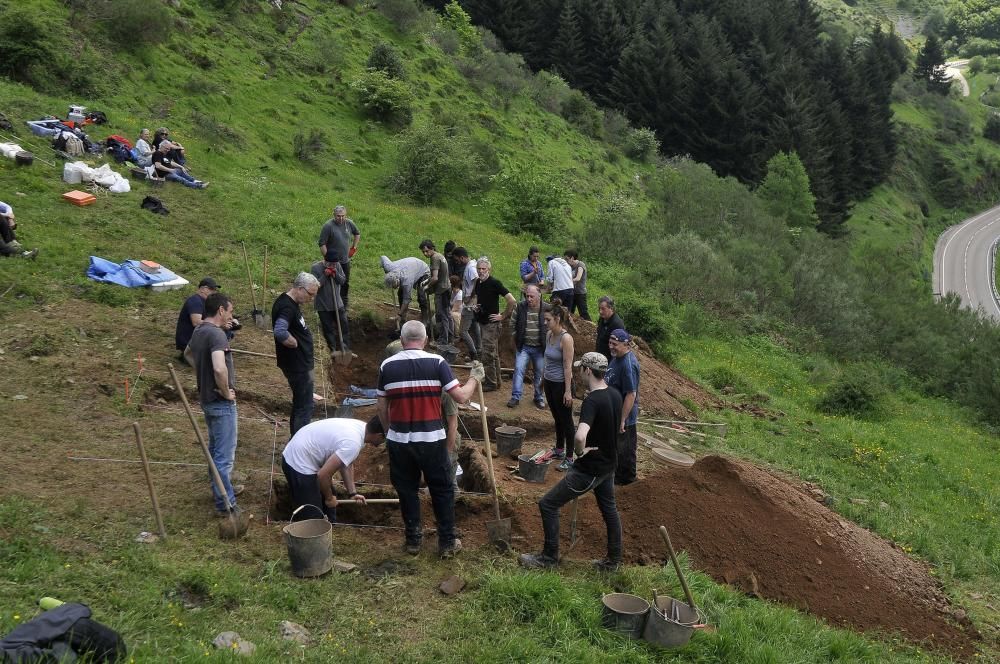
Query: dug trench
143 306 976 658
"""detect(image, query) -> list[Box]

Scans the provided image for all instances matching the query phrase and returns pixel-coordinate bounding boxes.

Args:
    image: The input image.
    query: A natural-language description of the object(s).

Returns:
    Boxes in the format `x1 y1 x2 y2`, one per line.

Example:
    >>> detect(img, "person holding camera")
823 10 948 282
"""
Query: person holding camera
310 252 350 353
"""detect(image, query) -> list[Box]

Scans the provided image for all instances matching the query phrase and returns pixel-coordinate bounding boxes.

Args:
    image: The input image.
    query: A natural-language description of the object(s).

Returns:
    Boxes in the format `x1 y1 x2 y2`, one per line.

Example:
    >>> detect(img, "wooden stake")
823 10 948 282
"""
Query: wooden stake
133 422 167 540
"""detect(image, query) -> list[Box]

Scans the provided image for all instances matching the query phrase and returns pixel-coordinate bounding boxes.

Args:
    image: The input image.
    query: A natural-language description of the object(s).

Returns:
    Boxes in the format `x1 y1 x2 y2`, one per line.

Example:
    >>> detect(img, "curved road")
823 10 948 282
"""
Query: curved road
933 203 1000 320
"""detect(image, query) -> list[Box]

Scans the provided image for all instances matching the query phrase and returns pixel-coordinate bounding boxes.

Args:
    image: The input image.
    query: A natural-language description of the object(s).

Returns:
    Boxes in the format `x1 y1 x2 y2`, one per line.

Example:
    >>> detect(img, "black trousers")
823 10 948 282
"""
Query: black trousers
281 456 336 522
341 261 352 309
281 368 314 438
616 425 638 485
386 439 456 549
317 309 350 352
544 379 575 457
551 289 575 310
539 466 622 561
571 293 590 320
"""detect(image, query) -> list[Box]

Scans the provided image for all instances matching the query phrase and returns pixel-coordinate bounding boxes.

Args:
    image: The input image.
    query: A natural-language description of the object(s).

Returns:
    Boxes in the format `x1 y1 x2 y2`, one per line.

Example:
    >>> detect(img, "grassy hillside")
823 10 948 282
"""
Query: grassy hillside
1 1 998 662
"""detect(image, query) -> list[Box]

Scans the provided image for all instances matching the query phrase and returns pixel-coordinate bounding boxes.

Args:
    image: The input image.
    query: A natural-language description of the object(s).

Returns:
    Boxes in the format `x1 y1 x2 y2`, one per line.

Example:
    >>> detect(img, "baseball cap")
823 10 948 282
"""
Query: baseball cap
610 328 631 343
574 351 609 371
0 202 12 216
198 277 220 290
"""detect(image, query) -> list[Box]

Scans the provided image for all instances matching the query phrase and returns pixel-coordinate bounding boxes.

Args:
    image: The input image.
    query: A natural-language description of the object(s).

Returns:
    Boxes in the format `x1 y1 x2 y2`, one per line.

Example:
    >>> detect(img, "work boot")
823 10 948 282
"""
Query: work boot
519 552 558 569
439 538 463 559
556 458 573 472
214 505 241 518
506 398 519 408
533 399 546 410
481 382 498 393
592 558 622 573
403 539 422 556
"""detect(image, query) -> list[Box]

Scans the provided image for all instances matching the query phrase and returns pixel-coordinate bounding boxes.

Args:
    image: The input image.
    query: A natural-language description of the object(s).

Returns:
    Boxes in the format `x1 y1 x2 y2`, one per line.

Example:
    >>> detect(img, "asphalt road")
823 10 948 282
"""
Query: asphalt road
933 203 1000 320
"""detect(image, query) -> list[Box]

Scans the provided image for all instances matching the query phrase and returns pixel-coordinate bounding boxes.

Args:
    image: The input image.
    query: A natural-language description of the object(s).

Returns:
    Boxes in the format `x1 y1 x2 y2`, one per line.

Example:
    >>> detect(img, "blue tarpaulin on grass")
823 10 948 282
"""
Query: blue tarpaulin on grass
86 256 181 287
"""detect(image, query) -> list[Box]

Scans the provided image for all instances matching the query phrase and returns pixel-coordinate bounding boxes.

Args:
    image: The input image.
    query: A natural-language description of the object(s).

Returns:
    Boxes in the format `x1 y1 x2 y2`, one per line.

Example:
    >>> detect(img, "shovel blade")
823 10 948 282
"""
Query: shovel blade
486 517 512 552
218 512 249 540
333 352 352 366
253 311 269 329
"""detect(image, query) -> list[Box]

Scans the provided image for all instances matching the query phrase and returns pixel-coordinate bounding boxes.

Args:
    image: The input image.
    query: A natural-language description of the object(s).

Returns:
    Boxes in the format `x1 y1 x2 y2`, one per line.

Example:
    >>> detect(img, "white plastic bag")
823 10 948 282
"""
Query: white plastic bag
63 162 83 184
109 178 130 194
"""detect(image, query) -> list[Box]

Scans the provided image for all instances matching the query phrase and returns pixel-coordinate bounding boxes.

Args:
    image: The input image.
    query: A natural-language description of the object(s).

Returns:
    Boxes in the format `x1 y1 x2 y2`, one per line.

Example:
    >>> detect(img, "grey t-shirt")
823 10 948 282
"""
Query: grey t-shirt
188 323 235 405
429 251 450 294
318 218 360 264
573 260 587 294
309 261 344 312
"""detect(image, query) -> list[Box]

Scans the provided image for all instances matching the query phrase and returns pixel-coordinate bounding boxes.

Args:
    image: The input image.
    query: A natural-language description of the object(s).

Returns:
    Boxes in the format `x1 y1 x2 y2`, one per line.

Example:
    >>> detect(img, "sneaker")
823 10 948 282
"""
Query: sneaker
592 558 622 572
506 398 519 408
482 382 498 393
556 458 573 472
232 484 245 497
519 552 558 569
534 399 546 410
403 540 422 556
22 248 38 260
550 448 566 461
198 181 210 189
439 538 463 559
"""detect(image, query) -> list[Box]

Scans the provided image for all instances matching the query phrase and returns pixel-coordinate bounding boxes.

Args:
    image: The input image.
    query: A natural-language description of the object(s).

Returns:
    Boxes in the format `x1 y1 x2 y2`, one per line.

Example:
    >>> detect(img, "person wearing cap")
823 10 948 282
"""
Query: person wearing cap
318 205 361 308
419 239 452 344
472 257 517 391
380 254 431 329
606 328 641 485
0 202 38 260
520 351 624 572
175 278 229 363
272 272 320 438
309 252 349 353
520 246 545 288
376 320 486 558
183 292 244 517
281 417 385 523
595 296 624 361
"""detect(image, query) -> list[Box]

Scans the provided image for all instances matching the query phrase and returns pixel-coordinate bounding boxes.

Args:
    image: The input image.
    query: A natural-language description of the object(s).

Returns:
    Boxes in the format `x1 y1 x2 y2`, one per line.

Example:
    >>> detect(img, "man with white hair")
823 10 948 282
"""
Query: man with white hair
318 205 361 308
472 257 516 391
272 272 320 437
377 321 485 558
151 140 208 189
380 254 430 328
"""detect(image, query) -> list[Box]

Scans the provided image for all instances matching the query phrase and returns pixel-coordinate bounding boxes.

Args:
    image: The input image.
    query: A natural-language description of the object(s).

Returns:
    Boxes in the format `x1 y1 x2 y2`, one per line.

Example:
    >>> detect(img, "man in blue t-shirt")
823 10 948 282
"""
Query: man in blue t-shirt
175 278 220 362
376 320 484 558
605 328 640 485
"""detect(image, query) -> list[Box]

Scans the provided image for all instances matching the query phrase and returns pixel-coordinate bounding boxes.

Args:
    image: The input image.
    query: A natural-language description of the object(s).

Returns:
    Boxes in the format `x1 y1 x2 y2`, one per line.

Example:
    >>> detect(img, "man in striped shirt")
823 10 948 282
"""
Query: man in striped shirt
377 320 485 558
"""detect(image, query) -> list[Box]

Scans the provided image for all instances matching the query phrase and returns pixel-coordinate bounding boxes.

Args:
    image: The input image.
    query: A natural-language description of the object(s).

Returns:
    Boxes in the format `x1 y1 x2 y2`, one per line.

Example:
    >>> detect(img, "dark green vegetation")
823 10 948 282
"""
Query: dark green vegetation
426 0 908 234
0 0 999 660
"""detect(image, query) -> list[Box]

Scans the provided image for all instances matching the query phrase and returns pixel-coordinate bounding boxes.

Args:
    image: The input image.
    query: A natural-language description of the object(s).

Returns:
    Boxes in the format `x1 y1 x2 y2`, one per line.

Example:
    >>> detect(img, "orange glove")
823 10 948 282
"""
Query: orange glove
348 246 357 258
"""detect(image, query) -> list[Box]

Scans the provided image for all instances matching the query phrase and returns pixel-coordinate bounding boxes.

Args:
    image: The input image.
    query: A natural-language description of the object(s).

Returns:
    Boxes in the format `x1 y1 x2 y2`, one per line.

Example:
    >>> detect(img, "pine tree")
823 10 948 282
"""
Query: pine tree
914 34 951 95
756 151 818 229
550 2 587 87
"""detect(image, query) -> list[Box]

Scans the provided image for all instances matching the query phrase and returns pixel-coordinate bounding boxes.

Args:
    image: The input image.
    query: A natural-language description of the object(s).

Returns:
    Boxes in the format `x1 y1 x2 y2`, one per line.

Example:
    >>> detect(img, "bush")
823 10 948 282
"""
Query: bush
0 9 53 85
293 129 327 166
560 90 603 139
985 113 1000 143
388 123 486 203
969 55 986 75
440 1 481 56
351 70 414 125
704 366 754 394
613 288 677 349
623 127 660 163
489 162 570 240
817 365 886 418
457 51 529 106
367 42 406 79
377 0 428 33
529 70 571 114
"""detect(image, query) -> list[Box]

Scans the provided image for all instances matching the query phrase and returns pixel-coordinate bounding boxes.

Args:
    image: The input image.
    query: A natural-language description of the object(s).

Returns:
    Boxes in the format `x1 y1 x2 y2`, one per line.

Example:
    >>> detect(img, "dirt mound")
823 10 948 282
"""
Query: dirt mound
536 455 977 658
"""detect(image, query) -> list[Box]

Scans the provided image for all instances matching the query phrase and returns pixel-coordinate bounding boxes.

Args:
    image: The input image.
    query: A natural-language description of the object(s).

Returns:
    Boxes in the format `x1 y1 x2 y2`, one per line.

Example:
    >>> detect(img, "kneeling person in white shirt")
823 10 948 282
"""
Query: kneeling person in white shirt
281 416 385 522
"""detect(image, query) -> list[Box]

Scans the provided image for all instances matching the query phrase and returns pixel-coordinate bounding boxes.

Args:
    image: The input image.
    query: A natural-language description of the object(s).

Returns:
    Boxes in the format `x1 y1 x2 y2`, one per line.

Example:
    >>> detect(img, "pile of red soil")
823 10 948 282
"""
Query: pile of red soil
523 455 977 658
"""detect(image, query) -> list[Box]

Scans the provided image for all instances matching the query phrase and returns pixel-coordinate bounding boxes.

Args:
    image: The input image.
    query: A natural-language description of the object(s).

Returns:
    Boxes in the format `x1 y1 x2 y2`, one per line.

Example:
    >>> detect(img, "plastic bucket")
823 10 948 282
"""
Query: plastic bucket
282 505 333 578
495 426 526 458
601 593 650 639
517 454 551 483
642 595 701 648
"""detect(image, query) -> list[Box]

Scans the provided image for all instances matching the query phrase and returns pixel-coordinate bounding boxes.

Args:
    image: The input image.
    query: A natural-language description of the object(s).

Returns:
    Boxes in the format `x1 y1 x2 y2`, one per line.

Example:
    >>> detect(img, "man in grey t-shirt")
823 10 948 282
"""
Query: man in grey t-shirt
380 255 430 329
317 205 361 308
184 293 242 515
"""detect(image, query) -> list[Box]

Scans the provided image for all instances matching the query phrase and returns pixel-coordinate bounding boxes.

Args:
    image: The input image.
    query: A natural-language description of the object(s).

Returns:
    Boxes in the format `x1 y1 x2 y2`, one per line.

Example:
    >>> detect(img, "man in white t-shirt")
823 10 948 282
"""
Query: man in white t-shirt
281 416 385 522
547 253 575 310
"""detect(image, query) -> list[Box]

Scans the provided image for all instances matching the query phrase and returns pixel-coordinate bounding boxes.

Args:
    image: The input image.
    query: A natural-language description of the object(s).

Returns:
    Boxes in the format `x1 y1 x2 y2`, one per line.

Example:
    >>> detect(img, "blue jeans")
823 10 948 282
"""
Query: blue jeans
511 345 544 402
386 439 456 549
539 466 621 561
166 170 201 188
281 368 314 438
202 399 238 511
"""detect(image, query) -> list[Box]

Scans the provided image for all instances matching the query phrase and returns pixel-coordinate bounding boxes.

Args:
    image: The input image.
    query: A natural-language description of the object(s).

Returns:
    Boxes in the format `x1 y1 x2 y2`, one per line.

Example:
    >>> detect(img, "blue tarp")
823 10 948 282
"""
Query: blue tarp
86 256 181 287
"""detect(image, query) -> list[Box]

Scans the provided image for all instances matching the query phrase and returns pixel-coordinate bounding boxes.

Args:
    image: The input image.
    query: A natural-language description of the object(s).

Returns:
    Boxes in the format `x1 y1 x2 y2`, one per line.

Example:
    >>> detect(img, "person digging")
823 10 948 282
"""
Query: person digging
520 352 624 572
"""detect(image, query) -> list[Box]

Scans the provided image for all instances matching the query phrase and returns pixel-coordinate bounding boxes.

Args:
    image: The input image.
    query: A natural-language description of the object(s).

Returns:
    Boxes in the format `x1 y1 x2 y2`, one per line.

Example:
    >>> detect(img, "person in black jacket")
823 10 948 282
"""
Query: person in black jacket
272 272 319 438
595 295 624 361
508 285 549 409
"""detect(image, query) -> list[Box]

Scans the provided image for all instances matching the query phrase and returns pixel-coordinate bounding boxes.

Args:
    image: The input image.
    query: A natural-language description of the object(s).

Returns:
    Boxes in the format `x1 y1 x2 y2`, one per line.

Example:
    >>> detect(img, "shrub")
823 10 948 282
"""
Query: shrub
190 110 243 148
489 162 570 240
351 70 414 125
388 123 485 203
293 129 327 166
969 55 985 75
704 366 753 394
377 0 427 33
560 90 603 139
623 127 660 163
817 365 886 418
0 9 52 85
985 113 1000 143
458 51 528 106
105 0 172 50
613 288 677 349
440 1 481 56
367 42 406 79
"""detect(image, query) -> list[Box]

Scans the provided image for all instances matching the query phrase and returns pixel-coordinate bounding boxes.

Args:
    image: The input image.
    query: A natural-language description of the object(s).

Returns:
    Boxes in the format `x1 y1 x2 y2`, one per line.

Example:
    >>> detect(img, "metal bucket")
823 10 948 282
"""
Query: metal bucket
282 505 333 578
517 454 551 483
601 593 650 639
642 595 701 648
495 426 526 458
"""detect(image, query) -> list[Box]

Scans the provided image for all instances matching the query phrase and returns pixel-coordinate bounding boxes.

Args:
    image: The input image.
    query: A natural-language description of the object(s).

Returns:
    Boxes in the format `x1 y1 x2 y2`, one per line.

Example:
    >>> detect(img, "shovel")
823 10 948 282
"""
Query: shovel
332 305 352 366
168 363 249 540
659 525 696 611
567 497 580 551
241 241 267 329
478 381 512 551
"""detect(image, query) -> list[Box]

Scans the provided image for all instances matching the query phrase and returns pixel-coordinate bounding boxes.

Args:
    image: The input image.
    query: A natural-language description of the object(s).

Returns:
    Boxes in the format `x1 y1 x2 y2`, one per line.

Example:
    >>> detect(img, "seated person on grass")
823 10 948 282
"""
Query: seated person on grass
152 141 208 189
0 202 38 259
153 127 187 165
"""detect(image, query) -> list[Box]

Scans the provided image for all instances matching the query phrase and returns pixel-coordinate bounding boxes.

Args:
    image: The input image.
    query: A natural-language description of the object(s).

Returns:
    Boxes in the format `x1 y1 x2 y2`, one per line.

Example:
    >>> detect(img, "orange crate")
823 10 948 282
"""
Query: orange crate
62 190 96 206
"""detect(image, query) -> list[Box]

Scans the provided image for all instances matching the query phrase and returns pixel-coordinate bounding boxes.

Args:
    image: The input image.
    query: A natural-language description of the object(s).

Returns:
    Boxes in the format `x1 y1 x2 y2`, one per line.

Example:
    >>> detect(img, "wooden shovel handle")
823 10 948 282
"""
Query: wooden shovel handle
478 381 502 521
659 525 697 611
